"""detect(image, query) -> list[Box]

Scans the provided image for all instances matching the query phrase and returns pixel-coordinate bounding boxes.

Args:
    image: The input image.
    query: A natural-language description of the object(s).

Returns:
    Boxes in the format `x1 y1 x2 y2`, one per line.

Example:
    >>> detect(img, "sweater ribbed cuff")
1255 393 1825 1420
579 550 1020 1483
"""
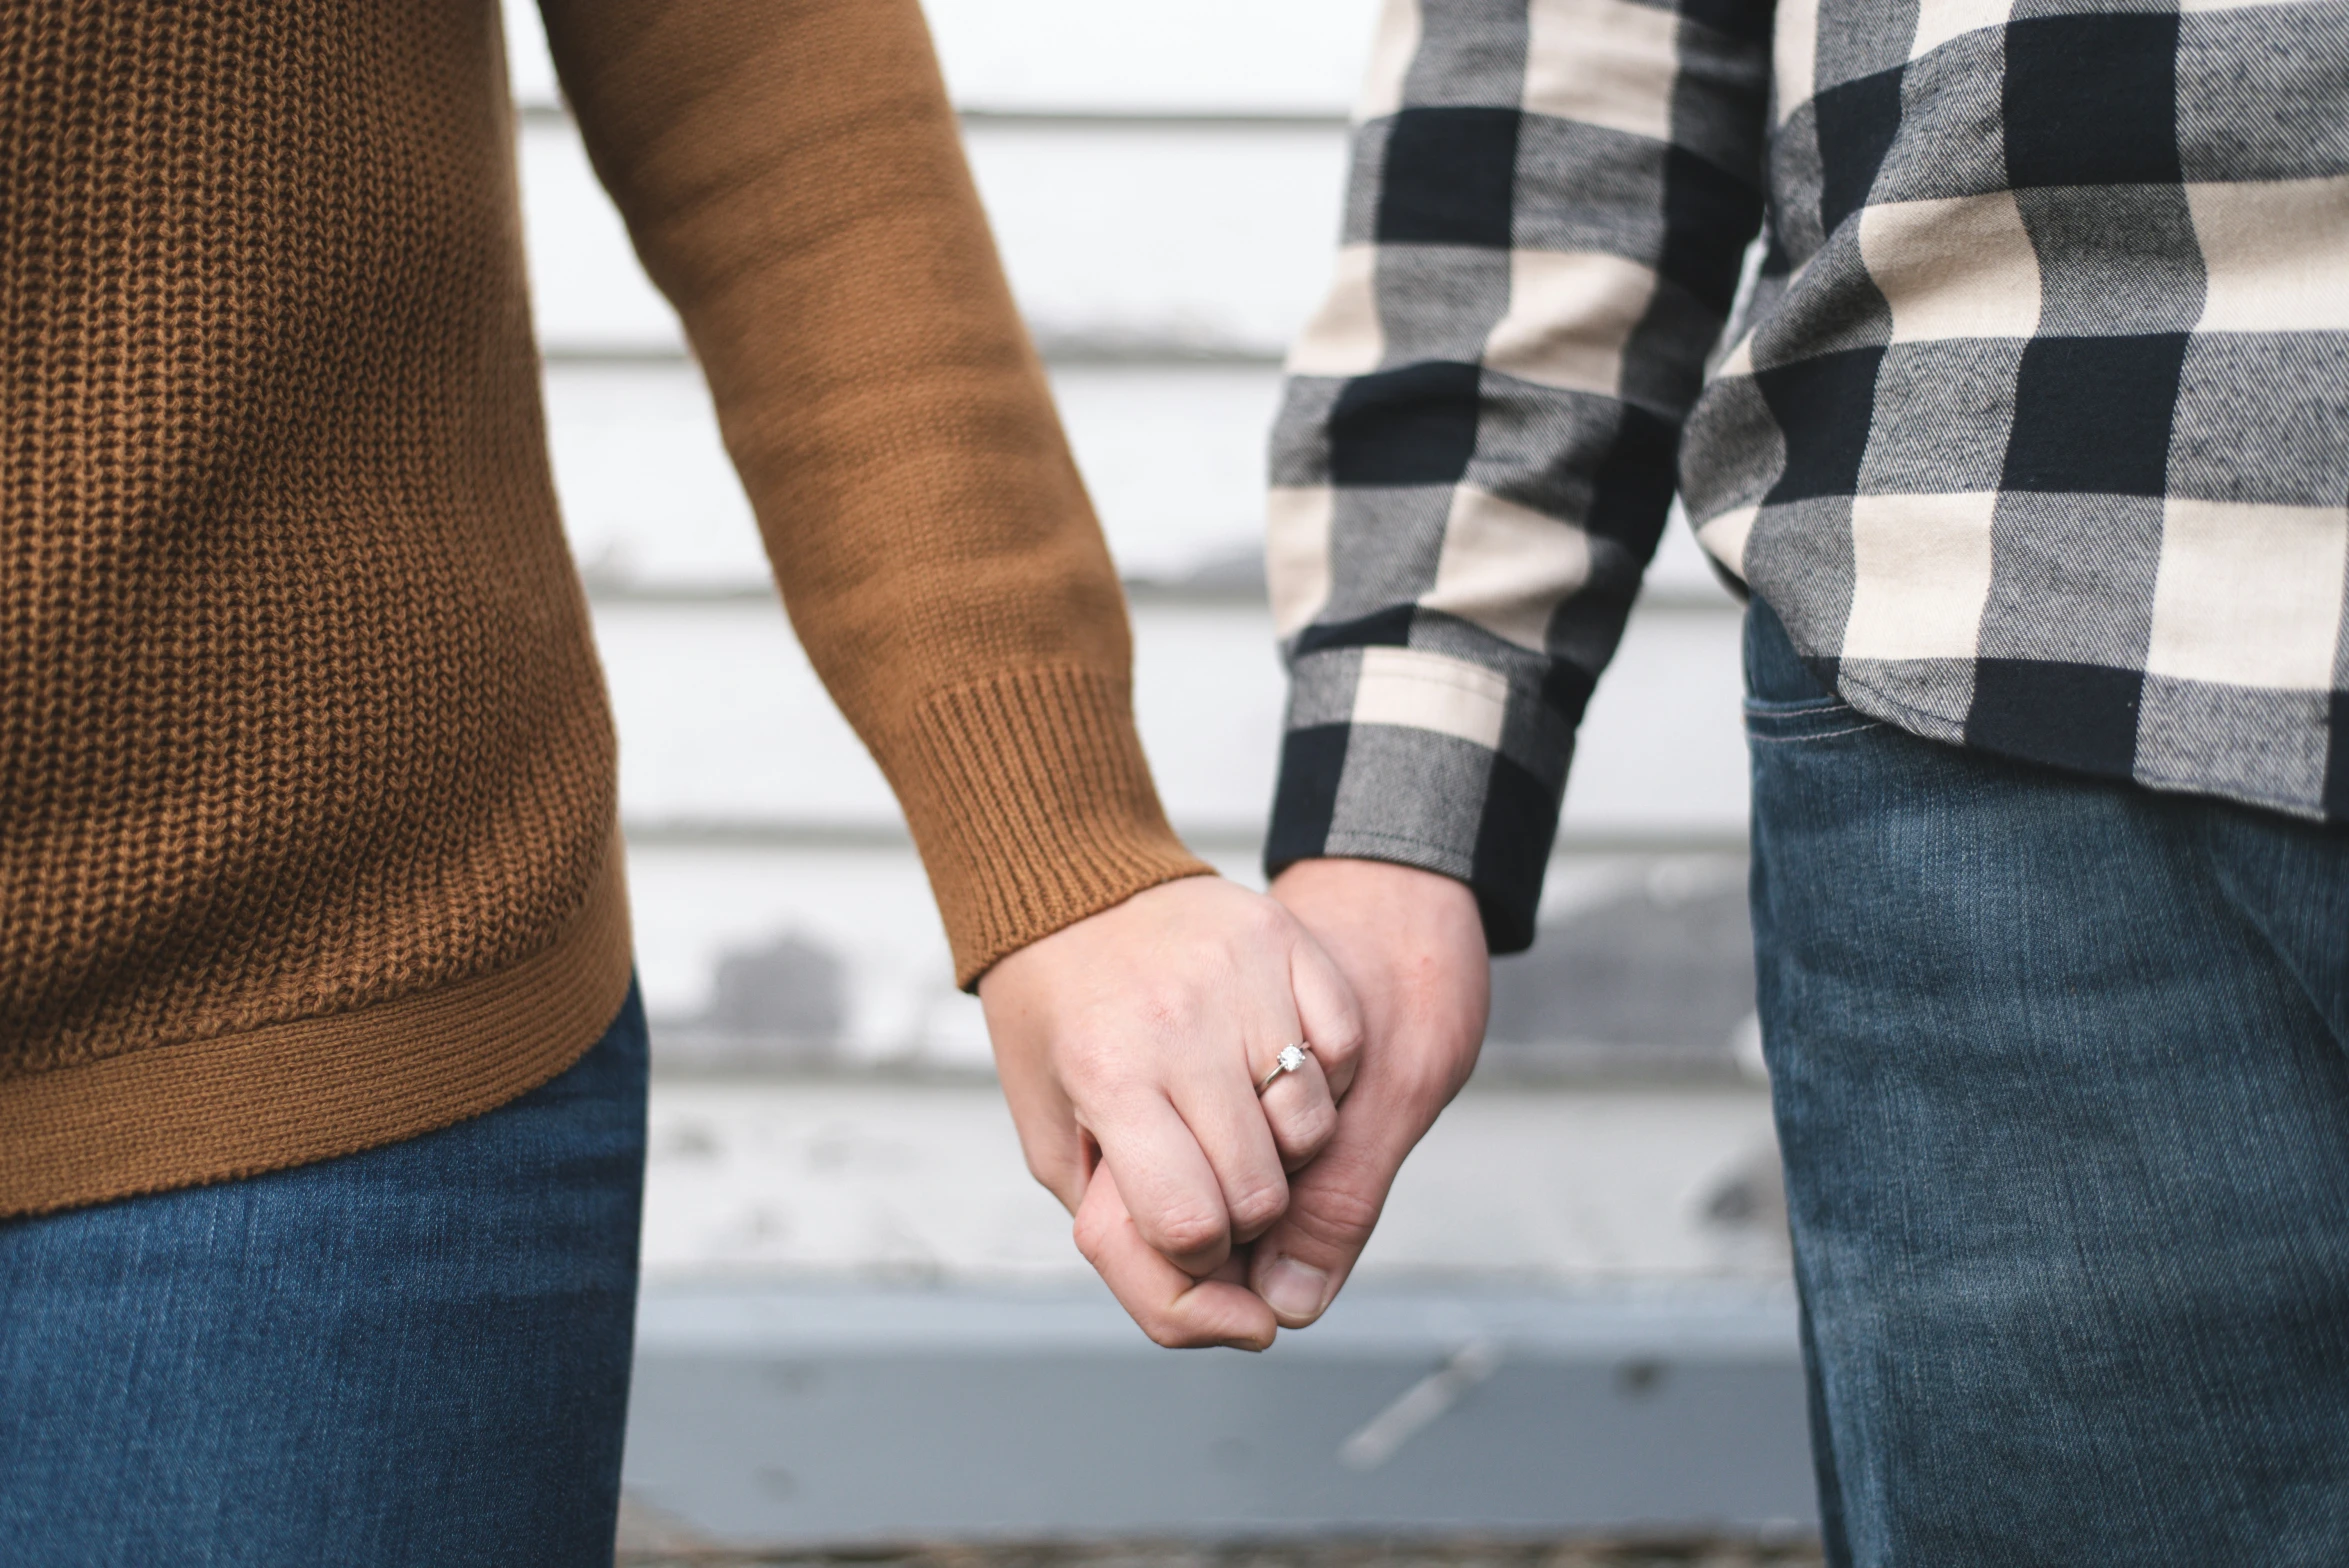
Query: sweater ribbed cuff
895 666 1214 988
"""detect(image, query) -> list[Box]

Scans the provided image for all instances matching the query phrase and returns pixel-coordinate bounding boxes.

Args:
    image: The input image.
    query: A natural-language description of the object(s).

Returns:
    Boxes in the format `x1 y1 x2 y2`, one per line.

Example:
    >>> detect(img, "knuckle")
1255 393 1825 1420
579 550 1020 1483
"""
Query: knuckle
1397 1050 1475 1109
1120 982 1212 1054
1281 1098 1339 1156
1059 1030 1130 1088
1151 1204 1228 1260
1315 1015 1368 1063
1238 897 1295 948
1135 986 1188 1035
1291 1183 1384 1248
1022 1148 1064 1191
1071 1208 1115 1265
1227 1177 1291 1236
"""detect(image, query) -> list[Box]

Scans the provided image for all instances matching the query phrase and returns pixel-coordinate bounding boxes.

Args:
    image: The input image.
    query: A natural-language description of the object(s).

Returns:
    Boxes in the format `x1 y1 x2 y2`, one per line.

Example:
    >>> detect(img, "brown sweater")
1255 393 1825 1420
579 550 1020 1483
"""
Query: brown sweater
0 0 1208 1218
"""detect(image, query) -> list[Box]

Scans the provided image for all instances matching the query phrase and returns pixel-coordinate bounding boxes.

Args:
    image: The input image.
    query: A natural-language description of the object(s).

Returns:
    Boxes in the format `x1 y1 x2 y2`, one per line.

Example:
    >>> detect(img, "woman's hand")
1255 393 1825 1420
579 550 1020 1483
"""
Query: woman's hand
978 876 1366 1349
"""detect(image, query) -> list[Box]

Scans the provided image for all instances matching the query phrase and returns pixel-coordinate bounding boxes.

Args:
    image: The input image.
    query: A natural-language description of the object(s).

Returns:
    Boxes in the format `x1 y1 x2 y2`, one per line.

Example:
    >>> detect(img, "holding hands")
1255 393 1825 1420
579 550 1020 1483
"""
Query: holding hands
979 860 1491 1349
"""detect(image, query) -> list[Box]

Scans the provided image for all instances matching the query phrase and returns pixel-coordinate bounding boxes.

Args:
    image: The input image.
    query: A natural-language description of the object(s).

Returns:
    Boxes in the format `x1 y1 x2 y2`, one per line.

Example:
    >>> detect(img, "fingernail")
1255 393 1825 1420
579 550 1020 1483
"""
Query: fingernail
1260 1255 1328 1321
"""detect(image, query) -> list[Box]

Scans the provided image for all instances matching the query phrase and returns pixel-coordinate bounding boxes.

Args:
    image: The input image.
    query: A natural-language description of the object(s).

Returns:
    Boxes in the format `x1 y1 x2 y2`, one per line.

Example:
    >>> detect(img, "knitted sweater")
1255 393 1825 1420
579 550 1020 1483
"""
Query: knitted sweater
0 0 1207 1217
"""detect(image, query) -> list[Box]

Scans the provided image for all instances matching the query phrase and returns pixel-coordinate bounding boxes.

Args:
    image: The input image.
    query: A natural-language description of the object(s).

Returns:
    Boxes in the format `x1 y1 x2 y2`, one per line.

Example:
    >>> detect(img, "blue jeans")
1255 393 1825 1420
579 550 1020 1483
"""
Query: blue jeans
0 985 649 1568
1745 602 2349 1566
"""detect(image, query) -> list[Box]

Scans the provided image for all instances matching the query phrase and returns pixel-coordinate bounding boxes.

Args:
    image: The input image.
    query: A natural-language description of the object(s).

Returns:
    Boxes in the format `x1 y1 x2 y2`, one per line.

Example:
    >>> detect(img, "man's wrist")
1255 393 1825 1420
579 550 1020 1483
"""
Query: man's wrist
1271 856 1481 913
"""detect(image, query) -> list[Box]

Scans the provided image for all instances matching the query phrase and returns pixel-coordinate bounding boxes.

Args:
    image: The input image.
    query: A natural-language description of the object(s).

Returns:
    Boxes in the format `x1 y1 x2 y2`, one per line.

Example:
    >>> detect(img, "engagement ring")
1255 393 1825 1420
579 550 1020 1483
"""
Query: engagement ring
1256 1042 1312 1095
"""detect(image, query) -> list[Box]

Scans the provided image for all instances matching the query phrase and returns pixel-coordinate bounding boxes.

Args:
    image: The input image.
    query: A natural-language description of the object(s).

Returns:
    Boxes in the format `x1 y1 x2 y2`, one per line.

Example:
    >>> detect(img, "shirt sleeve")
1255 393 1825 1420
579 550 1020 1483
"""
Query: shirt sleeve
1264 0 1774 951
533 0 1211 988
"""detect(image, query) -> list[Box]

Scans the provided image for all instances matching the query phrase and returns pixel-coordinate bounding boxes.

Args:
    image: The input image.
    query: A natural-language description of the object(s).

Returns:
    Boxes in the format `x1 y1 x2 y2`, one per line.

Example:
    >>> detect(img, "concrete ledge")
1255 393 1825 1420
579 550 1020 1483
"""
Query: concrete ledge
624 1283 1816 1547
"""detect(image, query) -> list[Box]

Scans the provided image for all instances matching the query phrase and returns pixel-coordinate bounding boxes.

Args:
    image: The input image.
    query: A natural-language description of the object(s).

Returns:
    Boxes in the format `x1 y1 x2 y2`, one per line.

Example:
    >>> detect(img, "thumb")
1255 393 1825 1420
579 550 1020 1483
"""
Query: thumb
1244 1080 1426 1327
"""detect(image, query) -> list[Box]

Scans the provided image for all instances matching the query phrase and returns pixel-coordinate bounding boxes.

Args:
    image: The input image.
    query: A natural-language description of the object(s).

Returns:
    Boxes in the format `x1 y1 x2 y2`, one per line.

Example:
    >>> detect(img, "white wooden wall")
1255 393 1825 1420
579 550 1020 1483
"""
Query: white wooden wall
504 2 1750 1068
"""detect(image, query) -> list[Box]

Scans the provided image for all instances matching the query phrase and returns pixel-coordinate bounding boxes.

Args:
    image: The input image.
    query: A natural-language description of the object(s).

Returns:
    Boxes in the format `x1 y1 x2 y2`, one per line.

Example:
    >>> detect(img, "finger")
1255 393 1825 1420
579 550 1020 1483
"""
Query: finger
1246 1072 1436 1328
1166 1060 1293 1247
1083 1089 1235 1275
1289 938 1367 1101
996 1061 1088 1212
1256 1048 1339 1172
1074 1165 1278 1352
984 977 1095 1213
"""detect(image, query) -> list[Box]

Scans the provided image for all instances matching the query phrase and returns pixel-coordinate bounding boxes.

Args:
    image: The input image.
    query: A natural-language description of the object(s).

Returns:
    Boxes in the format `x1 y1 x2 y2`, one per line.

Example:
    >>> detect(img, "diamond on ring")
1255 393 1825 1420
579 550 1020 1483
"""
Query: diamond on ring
1257 1041 1313 1095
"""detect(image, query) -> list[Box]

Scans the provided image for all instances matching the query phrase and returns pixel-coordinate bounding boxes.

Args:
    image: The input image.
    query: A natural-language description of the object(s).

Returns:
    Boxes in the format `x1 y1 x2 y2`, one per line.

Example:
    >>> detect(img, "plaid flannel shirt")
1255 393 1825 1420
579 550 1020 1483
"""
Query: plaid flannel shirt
1264 0 2349 949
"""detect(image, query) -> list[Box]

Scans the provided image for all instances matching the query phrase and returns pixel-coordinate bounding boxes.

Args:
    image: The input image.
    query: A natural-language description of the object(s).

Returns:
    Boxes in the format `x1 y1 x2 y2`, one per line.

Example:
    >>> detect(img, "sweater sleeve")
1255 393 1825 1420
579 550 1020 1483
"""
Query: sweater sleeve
533 0 1210 987
1263 0 1773 953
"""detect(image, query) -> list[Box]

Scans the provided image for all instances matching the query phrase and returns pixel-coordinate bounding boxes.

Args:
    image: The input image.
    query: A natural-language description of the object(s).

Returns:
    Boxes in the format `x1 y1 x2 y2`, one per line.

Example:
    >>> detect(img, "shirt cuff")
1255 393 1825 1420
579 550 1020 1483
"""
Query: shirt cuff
1262 647 1569 955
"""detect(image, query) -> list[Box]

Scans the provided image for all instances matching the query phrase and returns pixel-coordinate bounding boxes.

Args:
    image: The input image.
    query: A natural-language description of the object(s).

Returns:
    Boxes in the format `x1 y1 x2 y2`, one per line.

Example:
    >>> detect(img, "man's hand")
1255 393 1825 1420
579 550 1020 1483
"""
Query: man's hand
1246 858 1490 1328
979 876 1366 1350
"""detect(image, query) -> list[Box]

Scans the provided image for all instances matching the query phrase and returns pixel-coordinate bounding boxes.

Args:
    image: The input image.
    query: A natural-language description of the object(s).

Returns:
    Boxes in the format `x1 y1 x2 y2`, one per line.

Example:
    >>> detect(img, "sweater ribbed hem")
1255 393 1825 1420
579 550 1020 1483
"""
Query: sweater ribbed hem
0 836 635 1221
899 666 1214 989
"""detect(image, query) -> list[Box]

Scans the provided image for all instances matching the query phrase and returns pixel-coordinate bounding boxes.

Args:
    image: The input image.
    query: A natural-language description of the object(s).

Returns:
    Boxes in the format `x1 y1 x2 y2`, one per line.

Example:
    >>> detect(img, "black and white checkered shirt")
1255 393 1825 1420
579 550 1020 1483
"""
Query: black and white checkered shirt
1265 0 2349 948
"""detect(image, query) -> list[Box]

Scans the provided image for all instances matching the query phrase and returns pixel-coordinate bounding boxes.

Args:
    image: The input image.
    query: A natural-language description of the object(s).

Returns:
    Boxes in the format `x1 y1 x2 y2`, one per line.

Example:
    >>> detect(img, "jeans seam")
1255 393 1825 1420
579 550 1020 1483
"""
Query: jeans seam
1742 697 1852 716
1747 722 1885 744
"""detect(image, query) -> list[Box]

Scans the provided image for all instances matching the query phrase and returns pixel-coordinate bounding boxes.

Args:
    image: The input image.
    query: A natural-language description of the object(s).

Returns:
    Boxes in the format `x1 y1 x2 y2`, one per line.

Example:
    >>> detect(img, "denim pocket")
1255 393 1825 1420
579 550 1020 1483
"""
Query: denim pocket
1742 693 1884 744
1742 601 1881 743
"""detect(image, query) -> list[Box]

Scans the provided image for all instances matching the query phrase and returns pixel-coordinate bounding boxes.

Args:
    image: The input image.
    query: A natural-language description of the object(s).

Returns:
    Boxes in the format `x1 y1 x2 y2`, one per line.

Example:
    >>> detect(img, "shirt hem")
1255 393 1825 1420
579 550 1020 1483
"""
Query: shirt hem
0 839 636 1221
1827 664 2339 826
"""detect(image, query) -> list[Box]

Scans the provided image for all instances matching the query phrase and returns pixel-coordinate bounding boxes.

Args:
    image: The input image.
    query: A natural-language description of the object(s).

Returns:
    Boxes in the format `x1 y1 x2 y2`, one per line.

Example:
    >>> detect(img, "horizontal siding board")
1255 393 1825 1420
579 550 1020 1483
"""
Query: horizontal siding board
924 0 1379 116
518 117 1349 358
637 1079 1783 1284
625 839 983 1064
626 842 1765 1081
547 362 1737 598
962 120 1348 355
547 361 1290 592
595 599 1747 839
517 123 684 347
548 363 754 588
502 0 1381 117
1563 601 1751 833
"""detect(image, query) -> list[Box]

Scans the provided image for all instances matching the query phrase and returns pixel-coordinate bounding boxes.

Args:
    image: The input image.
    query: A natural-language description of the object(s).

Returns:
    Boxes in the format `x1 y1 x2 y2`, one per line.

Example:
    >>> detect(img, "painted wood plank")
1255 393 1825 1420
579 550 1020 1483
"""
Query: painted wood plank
548 361 1284 592
518 117 1349 356
548 361 1736 599
624 837 1763 1083
503 0 1383 116
594 598 1747 840
624 838 986 1064
638 1079 1783 1284
923 0 1380 115
625 1280 1812 1544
